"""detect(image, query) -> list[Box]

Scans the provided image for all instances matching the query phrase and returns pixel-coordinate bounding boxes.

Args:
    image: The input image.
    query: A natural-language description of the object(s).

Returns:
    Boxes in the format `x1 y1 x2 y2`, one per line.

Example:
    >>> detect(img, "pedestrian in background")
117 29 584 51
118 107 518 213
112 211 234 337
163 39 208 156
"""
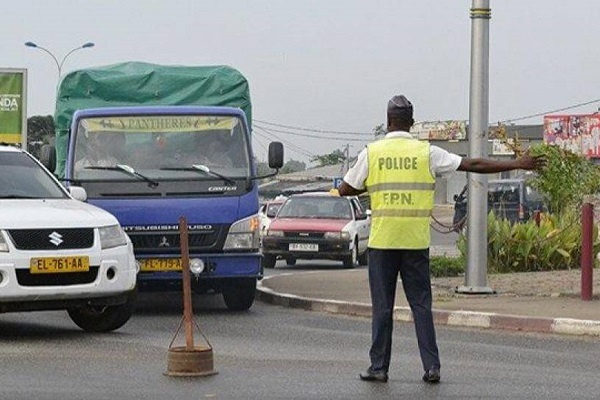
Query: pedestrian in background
338 94 545 384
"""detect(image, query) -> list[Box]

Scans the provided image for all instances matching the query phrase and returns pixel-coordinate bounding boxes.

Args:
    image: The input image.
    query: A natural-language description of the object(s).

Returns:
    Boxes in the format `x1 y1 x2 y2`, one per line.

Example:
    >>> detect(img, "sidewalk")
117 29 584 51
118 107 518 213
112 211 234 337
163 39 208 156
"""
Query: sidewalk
257 268 600 337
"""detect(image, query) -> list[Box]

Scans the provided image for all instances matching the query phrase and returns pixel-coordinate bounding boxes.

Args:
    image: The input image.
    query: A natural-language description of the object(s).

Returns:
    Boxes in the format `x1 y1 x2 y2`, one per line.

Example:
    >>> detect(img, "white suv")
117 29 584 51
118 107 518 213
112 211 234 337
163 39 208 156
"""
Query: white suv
0 145 137 332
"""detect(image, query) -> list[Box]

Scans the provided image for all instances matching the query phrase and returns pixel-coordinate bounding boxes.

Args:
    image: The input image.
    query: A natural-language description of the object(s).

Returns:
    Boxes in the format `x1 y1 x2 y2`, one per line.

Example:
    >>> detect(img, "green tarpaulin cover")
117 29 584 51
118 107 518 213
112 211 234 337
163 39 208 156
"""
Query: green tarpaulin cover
54 62 251 176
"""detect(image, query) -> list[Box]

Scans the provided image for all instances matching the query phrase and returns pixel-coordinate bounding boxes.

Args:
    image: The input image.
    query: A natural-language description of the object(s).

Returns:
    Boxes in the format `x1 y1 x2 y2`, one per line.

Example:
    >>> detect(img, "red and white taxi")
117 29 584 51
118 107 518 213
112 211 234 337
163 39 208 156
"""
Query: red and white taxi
261 192 370 268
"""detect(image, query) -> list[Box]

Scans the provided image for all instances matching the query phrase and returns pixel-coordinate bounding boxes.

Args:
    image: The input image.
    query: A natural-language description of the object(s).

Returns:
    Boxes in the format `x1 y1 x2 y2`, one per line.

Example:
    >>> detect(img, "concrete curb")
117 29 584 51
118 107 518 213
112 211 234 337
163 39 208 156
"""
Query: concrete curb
257 276 600 338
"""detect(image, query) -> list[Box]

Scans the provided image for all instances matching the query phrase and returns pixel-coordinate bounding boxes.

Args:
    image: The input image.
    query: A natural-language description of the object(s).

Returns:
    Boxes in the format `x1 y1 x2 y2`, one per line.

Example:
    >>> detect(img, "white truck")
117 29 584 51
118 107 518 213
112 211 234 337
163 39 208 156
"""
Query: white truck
0 144 138 332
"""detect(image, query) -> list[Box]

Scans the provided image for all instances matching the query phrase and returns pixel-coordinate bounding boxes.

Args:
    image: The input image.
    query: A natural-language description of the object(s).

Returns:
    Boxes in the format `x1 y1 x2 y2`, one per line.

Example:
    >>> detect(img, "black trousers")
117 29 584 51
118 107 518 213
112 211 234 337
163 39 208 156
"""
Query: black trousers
367 248 440 372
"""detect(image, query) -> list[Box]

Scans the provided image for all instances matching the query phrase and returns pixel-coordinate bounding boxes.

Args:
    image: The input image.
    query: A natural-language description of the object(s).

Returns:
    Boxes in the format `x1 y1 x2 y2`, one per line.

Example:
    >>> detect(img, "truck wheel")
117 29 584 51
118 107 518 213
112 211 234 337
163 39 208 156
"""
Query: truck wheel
285 257 297 266
262 254 276 269
358 248 369 266
342 242 358 269
222 278 256 311
68 289 136 333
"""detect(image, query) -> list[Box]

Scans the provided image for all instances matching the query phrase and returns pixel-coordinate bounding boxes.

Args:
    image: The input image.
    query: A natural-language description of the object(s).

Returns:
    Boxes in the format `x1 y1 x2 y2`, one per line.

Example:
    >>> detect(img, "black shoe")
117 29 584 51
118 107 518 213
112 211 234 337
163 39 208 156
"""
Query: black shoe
422 368 441 384
359 368 389 383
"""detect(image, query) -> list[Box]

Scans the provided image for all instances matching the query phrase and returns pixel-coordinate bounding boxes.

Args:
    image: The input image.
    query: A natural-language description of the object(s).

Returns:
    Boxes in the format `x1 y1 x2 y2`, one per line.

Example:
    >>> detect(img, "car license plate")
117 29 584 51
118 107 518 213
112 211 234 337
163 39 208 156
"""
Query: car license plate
30 256 90 274
140 258 182 272
289 243 318 252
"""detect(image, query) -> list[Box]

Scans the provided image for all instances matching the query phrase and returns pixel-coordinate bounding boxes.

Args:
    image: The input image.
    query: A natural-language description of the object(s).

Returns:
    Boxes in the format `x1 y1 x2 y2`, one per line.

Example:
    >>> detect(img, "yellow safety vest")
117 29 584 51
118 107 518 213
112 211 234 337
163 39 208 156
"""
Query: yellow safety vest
365 137 435 249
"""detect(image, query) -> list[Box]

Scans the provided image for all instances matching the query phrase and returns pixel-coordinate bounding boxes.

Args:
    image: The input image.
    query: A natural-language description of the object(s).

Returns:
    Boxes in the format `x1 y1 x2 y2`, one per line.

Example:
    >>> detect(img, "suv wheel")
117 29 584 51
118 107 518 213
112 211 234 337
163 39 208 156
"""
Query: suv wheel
68 289 136 333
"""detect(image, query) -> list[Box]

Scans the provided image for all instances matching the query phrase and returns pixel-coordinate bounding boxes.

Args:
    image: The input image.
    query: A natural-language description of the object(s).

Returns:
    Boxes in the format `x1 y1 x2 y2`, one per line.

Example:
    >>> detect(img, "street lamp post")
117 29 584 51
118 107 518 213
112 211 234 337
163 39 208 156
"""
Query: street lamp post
24 41 95 78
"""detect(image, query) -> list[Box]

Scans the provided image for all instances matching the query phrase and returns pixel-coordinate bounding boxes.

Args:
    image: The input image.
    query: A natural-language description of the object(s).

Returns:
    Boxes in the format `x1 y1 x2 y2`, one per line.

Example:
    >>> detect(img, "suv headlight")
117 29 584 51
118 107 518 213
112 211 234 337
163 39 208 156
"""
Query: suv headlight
223 214 260 250
99 225 128 249
324 231 351 240
0 232 9 252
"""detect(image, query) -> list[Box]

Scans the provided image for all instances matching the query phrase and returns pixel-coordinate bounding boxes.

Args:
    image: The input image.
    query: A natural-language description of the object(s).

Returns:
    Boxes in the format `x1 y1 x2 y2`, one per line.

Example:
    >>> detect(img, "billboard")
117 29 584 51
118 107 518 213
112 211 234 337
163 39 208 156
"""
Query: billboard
0 69 27 146
410 120 467 141
543 114 600 157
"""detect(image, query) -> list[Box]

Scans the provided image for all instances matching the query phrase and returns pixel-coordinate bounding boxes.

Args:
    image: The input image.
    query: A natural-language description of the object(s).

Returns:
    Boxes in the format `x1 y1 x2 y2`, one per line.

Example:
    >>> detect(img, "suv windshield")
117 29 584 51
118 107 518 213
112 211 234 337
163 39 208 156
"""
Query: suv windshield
278 197 352 219
72 115 250 181
0 152 67 199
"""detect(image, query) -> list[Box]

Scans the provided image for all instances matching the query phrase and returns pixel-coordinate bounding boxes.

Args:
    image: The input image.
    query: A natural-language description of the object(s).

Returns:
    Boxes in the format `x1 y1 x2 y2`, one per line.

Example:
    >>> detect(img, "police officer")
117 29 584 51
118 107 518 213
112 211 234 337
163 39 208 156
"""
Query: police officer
338 94 545 384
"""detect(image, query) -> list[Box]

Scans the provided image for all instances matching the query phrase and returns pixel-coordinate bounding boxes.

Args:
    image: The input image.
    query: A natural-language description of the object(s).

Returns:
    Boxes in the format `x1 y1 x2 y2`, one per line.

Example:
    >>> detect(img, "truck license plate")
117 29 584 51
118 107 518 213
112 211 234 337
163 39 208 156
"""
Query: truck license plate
30 256 90 274
140 258 182 272
289 243 318 252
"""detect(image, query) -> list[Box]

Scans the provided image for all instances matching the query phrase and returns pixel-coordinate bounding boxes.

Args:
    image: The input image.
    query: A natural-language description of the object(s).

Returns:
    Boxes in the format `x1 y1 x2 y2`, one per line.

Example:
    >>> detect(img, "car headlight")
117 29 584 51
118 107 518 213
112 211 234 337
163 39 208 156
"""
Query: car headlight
223 214 260 250
267 229 284 237
99 224 128 249
0 231 9 252
324 231 351 240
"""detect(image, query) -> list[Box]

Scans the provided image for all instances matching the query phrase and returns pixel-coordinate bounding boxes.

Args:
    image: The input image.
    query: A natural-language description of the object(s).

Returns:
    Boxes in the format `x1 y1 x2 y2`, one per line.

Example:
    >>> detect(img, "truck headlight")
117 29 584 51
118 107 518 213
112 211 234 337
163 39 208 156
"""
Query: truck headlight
0 232 9 252
223 215 260 250
99 225 128 249
324 231 351 240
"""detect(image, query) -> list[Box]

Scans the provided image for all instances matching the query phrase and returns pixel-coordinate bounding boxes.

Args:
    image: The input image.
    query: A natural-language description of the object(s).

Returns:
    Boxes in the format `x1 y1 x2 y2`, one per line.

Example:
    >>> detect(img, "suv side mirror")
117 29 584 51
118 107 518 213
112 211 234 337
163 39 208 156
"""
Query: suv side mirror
69 186 88 202
268 142 284 169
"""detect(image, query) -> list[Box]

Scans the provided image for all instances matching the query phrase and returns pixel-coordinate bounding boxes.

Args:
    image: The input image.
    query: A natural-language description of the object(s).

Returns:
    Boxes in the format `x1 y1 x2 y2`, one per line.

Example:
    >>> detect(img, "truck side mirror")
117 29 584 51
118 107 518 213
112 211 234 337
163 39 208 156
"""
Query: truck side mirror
268 142 284 169
40 144 56 173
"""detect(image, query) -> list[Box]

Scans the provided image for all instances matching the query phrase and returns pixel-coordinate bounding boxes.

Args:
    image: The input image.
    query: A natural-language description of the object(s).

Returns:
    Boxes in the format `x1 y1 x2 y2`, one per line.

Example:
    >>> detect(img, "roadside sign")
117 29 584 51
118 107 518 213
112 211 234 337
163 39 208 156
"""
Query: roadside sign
0 68 27 147
333 177 343 188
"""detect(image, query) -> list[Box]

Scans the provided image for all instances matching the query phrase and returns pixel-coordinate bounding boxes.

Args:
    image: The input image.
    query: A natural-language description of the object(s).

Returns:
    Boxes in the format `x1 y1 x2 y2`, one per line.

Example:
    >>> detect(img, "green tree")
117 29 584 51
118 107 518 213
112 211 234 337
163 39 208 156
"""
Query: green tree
27 115 55 158
280 159 306 174
373 123 386 138
310 149 346 167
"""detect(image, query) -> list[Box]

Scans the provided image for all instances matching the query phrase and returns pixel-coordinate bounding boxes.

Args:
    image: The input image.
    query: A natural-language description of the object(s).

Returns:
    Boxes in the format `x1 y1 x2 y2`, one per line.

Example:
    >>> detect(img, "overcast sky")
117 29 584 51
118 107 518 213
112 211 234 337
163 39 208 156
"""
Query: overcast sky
3 0 600 164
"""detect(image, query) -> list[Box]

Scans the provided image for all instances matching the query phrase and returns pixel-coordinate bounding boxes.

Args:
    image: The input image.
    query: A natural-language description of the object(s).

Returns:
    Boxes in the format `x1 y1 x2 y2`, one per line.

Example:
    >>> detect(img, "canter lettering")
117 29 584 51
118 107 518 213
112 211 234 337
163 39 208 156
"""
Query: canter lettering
382 192 413 205
377 157 417 170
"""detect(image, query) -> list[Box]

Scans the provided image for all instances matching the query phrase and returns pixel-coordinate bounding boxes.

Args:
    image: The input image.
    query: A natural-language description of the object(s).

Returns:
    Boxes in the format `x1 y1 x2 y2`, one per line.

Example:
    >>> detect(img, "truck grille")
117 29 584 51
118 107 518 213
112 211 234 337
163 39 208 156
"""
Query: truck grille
127 228 225 254
7 229 94 250
16 267 99 286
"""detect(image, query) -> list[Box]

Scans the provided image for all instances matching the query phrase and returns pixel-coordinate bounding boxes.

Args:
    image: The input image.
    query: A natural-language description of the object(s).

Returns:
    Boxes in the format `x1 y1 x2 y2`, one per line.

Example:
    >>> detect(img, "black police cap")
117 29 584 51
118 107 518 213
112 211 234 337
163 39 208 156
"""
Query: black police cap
387 95 413 119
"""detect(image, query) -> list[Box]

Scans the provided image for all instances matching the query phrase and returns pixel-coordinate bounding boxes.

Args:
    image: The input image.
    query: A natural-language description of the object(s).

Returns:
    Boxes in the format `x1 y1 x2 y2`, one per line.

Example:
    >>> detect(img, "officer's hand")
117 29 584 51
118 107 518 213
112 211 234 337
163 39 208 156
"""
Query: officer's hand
518 149 547 171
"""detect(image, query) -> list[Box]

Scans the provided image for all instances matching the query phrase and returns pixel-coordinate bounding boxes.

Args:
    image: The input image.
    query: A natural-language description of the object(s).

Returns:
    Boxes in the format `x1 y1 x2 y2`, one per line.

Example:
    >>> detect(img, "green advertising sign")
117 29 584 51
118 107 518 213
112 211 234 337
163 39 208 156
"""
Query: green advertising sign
0 69 26 145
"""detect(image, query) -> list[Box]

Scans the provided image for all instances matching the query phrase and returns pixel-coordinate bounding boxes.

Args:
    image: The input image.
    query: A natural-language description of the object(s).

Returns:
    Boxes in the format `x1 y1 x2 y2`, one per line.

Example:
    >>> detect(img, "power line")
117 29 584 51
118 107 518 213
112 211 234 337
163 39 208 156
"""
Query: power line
499 98 600 124
254 123 372 142
253 127 316 158
254 119 372 136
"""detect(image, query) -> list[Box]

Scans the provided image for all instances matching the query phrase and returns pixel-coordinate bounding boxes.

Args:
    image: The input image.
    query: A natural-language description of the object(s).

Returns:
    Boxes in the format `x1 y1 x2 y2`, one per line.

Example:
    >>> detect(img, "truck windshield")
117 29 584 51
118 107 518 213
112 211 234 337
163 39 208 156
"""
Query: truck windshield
72 115 250 181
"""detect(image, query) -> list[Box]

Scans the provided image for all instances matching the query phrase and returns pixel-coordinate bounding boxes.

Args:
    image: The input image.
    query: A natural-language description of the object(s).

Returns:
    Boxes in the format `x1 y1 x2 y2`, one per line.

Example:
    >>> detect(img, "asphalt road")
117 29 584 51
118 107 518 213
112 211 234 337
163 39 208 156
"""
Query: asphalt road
1 291 599 400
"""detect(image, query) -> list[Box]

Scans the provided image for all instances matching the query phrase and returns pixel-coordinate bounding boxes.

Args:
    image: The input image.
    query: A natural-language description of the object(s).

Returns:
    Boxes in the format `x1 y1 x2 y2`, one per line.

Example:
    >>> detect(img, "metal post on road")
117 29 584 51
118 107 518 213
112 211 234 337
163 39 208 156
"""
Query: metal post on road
581 202 594 301
457 0 494 294
164 216 217 377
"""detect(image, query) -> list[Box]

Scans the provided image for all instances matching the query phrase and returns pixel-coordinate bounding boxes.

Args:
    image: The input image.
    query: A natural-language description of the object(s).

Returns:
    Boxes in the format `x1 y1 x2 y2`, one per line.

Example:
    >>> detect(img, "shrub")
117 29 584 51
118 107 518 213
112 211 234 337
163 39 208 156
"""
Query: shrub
457 209 600 273
430 255 465 277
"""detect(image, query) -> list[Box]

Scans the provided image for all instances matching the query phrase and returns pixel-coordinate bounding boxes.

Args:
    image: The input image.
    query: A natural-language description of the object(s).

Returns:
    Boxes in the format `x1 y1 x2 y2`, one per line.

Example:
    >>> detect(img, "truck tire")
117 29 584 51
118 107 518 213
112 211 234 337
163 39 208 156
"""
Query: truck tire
222 278 256 311
262 254 276 269
68 289 136 333
342 242 358 269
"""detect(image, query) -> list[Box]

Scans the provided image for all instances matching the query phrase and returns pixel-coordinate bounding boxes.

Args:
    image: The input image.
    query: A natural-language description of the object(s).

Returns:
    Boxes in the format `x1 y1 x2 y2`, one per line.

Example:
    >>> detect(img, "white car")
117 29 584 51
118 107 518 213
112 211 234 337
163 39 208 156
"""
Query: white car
258 196 287 236
0 145 138 332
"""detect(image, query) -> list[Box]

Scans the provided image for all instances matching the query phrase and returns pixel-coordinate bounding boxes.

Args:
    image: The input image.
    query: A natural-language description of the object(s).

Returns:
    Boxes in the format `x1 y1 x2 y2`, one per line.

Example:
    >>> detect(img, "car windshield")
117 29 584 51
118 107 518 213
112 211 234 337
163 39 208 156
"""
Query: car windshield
0 151 67 199
278 196 352 219
266 202 283 217
72 114 251 181
488 182 520 204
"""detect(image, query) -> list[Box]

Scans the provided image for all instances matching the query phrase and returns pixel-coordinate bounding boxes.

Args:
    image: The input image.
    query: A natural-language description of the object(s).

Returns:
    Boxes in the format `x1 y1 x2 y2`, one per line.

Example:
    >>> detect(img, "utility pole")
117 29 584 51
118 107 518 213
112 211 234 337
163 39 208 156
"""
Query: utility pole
457 0 494 294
